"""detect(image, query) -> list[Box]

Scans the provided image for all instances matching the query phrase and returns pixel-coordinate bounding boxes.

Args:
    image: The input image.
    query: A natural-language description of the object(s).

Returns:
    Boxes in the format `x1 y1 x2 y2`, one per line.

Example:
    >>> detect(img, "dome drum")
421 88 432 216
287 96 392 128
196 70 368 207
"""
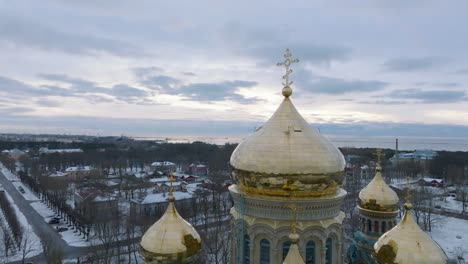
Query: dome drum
358 199 399 213
139 243 200 264
231 168 344 198
229 185 346 221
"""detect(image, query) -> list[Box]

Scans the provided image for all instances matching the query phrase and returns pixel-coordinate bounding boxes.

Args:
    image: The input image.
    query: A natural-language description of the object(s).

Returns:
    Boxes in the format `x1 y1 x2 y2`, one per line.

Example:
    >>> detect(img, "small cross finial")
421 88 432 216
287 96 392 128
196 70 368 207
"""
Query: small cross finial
287 193 304 235
375 149 383 164
277 48 299 97
405 176 412 210
169 171 175 201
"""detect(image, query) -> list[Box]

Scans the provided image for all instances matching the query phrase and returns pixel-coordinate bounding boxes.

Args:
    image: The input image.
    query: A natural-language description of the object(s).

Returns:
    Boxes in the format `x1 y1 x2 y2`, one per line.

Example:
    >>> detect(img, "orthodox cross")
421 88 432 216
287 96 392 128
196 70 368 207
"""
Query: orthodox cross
287 202 304 234
169 171 175 196
405 176 412 204
277 48 299 87
375 149 383 164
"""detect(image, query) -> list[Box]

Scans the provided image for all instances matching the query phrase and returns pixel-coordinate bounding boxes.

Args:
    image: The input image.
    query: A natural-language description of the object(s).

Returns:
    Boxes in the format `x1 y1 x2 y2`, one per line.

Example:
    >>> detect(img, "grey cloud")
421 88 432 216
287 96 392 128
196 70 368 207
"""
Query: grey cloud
359 100 409 105
0 74 153 105
452 69 468 75
388 89 467 103
382 57 445 72
0 76 52 98
133 67 164 78
132 69 259 104
0 106 35 115
221 23 352 65
0 14 143 56
182 72 196 76
172 80 259 103
35 98 62 107
141 75 181 90
297 74 388 95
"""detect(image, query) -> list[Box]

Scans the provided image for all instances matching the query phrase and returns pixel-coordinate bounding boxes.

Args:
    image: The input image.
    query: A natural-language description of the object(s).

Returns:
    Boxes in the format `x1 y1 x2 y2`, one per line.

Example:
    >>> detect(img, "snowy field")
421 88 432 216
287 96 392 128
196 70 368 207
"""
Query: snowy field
1 192 42 262
430 215 468 260
30 201 89 247
12 181 40 201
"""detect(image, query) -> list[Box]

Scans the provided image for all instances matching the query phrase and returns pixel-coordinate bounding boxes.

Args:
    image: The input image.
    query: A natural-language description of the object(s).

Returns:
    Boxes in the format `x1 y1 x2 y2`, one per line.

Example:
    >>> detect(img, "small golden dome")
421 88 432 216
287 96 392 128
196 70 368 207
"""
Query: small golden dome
140 176 201 263
374 205 448 264
359 165 399 211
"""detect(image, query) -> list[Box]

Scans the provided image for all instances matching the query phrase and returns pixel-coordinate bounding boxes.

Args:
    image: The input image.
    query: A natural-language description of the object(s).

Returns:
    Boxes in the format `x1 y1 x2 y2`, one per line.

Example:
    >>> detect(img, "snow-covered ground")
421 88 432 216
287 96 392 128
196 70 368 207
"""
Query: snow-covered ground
0 167 20 182
12 181 40 201
1 192 42 262
30 201 89 247
434 196 466 214
429 215 468 260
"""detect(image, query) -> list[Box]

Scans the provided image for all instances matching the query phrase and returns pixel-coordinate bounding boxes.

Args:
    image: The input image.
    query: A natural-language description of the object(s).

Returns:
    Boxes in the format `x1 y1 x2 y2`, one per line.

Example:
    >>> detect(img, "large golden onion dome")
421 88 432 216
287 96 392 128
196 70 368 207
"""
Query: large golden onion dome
230 94 345 197
140 174 201 263
358 164 399 212
373 202 448 264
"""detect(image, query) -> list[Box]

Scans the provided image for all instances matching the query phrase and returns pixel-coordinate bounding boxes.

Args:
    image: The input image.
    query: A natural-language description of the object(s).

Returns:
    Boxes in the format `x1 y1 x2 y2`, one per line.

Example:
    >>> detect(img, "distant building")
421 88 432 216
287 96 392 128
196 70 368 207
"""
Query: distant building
130 190 194 219
189 163 208 176
65 166 95 181
74 188 118 221
39 147 83 154
391 150 437 164
2 149 26 160
148 161 176 174
154 181 187 193
418 177 444 187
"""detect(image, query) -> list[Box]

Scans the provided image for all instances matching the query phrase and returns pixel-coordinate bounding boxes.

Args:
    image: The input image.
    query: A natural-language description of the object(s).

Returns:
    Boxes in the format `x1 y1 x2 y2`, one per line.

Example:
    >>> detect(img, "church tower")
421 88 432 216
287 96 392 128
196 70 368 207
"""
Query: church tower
229 49 347 264
347 151 399 264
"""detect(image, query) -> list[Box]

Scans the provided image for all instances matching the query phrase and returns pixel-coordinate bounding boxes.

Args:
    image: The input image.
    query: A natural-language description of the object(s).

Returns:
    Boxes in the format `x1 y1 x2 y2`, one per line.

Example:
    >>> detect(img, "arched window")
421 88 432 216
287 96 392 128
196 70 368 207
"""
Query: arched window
374 220 379 233
306 240 316 264
325 238 332 264
282 241 291 260
243 234 250 264
367 219 372 233
361 217 365 231
260 239 270 264
381 221 387 233
388 221 392 228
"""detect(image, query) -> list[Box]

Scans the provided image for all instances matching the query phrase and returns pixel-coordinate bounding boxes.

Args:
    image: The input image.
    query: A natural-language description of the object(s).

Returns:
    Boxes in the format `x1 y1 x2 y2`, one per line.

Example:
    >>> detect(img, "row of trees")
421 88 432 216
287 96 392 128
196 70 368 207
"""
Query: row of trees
0 192 23 250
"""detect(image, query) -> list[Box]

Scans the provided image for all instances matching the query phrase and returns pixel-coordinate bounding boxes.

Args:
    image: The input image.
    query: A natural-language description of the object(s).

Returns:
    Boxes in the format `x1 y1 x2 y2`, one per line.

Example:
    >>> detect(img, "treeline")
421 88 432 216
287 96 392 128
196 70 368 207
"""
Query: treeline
0 192 22 247
19 141 238 175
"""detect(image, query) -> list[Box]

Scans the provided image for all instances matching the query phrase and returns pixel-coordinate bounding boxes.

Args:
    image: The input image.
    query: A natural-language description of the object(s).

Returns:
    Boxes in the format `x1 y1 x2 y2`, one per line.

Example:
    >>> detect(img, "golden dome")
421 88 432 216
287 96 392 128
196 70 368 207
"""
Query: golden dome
359 165 399 211
373 203 448 264
230 96 345 197
231 97 345 175
140 175 201 263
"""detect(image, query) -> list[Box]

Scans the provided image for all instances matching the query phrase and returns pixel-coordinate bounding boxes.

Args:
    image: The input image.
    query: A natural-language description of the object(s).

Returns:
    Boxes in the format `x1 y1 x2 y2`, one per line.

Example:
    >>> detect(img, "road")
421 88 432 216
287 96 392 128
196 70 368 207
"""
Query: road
0 167 232 263
0 168 85 263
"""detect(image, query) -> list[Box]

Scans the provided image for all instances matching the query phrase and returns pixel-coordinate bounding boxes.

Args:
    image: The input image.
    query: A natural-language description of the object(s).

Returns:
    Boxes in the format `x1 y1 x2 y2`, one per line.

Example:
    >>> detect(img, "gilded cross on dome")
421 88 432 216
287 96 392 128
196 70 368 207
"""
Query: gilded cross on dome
375 149 383 164
169 171 175 201
277 49 299 97
287 202 304 234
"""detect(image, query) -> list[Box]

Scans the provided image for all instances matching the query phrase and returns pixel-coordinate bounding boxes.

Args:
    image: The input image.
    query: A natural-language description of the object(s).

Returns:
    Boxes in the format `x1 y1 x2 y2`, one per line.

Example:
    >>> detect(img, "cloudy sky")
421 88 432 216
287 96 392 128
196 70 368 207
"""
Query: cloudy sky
1 0 468 139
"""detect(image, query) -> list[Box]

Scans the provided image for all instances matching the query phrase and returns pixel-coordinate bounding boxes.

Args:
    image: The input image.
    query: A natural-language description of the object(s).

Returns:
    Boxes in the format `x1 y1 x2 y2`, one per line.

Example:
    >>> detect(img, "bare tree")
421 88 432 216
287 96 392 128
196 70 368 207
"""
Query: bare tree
41 234 64 264
1 223 13 259
19 228 38 264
